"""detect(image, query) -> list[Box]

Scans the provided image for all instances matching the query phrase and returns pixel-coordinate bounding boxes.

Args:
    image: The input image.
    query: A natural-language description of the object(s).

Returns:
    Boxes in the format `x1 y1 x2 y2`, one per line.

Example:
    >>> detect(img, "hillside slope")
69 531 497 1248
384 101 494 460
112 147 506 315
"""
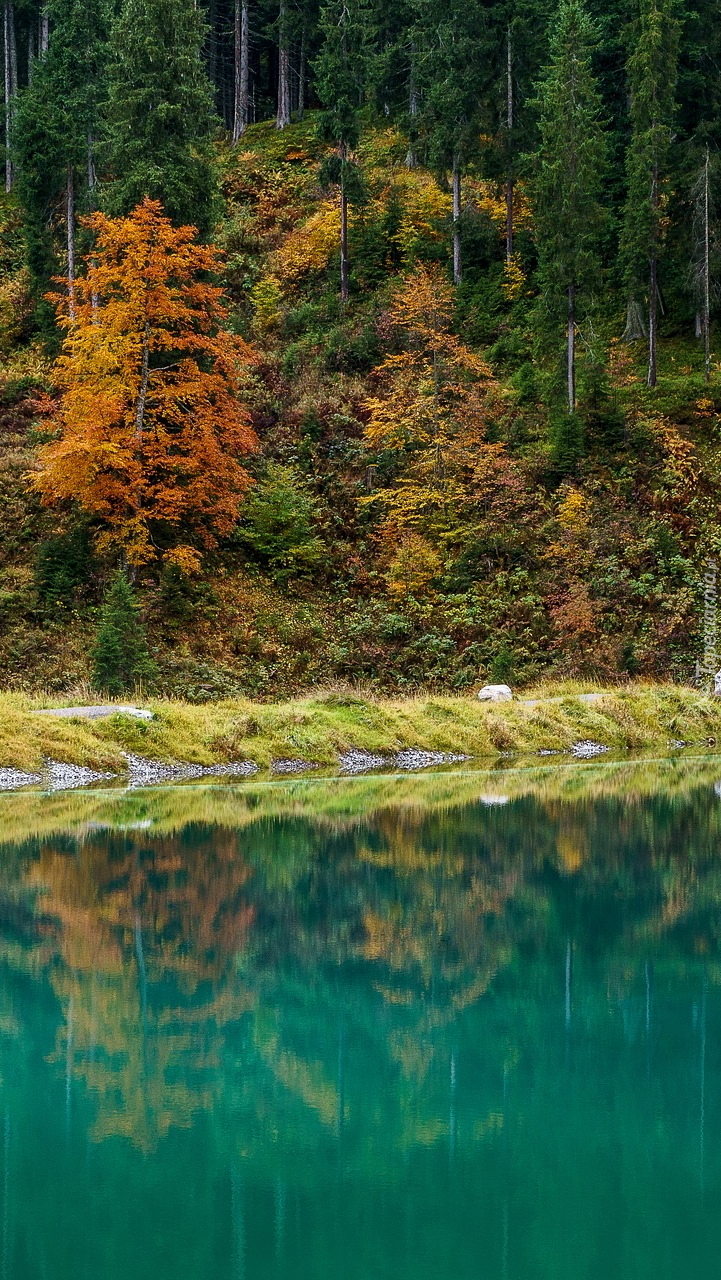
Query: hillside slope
0 119 718 697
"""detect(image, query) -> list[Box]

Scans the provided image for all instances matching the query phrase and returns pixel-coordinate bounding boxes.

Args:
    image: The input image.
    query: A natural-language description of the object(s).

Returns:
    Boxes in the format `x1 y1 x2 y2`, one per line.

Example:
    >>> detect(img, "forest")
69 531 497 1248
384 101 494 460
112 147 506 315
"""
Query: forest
0 0 719 697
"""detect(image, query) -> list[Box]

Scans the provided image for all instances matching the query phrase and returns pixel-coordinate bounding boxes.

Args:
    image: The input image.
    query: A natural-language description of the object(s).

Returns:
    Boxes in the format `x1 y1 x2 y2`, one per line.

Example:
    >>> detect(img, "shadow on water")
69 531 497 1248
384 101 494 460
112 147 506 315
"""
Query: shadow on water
1 755 721 1278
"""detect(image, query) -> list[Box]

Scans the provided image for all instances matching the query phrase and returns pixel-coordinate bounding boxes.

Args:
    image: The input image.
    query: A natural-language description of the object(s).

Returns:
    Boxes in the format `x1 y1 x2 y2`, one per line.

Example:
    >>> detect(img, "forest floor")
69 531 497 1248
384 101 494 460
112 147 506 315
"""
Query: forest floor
1 682 721 779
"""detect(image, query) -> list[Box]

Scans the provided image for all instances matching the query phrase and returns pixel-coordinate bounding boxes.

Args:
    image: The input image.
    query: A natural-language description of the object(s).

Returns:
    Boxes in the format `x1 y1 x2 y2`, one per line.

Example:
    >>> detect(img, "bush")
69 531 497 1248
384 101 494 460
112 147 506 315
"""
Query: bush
91 572 156 695
238 463 325 583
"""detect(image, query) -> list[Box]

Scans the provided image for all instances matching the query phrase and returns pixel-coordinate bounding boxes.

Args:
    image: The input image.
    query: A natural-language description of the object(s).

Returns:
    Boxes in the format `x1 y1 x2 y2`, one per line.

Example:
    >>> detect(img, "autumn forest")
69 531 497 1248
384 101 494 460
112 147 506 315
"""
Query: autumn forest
0 0 719 695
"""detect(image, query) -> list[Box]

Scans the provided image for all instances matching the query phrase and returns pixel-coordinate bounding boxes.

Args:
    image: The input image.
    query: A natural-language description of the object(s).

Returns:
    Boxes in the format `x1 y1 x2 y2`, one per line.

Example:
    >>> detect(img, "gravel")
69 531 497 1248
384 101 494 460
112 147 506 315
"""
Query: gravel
394 750 471 770
46 761 117 790
339 750 388 774
571 740 610 758
271 759 320 774
124 754 258 786
0 767 43 790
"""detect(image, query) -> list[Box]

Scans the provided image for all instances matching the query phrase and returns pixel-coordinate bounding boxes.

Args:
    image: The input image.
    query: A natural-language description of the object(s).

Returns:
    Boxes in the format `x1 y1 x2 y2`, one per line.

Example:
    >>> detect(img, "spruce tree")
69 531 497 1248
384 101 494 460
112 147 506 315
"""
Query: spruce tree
91 572 156 696
620 0 680 387
314 0 368 301
412 0 490 283
532 0 607 413
13 0 109 320
103 0 219 234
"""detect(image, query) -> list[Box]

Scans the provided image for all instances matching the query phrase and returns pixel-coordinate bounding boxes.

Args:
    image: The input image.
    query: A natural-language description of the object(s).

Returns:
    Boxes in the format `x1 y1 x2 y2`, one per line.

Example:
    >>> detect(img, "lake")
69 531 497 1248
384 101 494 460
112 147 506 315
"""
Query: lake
0 756 720 1279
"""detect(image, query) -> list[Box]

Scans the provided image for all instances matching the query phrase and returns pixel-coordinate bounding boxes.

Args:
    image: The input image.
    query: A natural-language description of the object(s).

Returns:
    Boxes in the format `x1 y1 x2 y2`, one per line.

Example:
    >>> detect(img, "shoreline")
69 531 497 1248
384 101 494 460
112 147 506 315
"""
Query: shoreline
0 683 720 787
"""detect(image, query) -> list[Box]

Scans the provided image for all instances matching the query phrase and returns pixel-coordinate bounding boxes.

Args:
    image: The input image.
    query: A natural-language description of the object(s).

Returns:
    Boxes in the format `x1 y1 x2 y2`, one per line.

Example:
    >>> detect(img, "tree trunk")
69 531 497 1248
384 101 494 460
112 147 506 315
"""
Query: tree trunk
406 45 418 168
27 20 34 83
135 319 151 436
340 143 349 303
648 162 658 388
505 25 513 263
8 0 15 98
297 30 305 120
276 0 291 129
452 160 462 285
67 164 76 320
567 283 576 412
233 0 249 142
208 0 217 103
704 145 711 385
39 4 48 55
3 4 11 193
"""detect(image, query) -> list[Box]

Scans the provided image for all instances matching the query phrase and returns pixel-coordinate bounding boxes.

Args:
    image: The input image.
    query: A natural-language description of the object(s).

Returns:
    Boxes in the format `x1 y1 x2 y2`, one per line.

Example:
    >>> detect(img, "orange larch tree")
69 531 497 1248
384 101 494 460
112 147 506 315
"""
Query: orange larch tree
34 197 259 571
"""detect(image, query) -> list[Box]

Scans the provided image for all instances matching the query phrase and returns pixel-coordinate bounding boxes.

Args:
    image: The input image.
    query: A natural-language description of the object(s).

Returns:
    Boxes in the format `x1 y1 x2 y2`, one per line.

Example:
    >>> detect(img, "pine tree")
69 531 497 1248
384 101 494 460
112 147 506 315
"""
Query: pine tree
621 0 680 387
91 571 156 695
104 0 219 235
532 0 607 413
314 0 368 301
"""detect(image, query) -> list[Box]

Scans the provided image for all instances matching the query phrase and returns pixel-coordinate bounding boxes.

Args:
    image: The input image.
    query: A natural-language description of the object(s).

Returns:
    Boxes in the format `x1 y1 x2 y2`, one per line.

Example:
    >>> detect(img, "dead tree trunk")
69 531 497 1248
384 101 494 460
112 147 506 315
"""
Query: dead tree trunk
567 283 576 412
297 30 305 119
406 45 418 168
703 145 711 385
3 4 11 192
39 4 48 54
276 0 291 129
452 160 462 285
233 0 249 142
340 142 349 302
505 25 513 263
67 163 76 319
648 162 659 388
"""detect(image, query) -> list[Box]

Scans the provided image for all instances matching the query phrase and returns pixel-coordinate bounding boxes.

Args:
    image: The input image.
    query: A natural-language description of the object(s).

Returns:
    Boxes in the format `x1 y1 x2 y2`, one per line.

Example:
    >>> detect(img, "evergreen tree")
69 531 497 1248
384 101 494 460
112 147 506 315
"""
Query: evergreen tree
92 572 156 695
620 0 680 387
13 0 109 322
412 0 490 283
532 0 607 413
314 0 368 301
103 0 219 234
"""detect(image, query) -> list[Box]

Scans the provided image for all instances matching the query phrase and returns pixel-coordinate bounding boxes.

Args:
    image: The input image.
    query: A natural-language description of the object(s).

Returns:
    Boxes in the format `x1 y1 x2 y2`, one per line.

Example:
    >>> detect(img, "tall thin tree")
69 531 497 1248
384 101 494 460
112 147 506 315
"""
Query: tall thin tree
532 0 607 413
621 0 679 388
233 0 249 141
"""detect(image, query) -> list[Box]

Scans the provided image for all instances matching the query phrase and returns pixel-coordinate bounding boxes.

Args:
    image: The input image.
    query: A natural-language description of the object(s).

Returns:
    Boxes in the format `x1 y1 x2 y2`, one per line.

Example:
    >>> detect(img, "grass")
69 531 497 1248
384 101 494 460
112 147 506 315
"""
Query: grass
1 680 721 773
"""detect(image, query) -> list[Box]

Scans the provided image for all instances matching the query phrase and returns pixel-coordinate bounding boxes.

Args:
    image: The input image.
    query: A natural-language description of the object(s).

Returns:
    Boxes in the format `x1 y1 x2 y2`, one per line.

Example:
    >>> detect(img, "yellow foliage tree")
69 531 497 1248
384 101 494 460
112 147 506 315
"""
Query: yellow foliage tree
33 198 259 571
363 264 500 550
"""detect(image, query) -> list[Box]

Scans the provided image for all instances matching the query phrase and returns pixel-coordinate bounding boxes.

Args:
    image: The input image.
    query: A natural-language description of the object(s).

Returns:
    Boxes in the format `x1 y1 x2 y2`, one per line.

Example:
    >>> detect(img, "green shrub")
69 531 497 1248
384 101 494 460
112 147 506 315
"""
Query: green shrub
91 572 157 695
238 463 325 583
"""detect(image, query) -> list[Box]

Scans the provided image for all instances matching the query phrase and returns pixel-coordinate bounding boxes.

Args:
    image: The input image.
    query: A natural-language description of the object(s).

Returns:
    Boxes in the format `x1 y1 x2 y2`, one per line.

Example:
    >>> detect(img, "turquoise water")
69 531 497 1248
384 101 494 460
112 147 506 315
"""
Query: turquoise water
0 760 720 1278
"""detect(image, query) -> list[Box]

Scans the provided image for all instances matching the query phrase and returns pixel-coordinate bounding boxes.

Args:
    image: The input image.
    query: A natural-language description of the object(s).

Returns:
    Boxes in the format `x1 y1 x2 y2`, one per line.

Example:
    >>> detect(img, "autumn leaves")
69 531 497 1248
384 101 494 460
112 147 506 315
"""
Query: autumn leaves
33 199 259 572
34 199 499 587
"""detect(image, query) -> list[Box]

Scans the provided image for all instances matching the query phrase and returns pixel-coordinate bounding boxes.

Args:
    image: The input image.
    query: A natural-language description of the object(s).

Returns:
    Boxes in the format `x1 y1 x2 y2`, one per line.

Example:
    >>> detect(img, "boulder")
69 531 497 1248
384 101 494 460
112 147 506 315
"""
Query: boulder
478 684 513 702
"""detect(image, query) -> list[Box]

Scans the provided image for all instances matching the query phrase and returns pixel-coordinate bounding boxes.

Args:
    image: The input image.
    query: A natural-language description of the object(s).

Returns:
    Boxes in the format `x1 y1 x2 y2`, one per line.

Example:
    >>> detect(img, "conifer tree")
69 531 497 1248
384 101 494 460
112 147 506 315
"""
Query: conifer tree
532 0 607 413
314 0 368 301
104 0 219 235
413 0 489 283
92 571 156 695
13 0 108 314
620 0 680 387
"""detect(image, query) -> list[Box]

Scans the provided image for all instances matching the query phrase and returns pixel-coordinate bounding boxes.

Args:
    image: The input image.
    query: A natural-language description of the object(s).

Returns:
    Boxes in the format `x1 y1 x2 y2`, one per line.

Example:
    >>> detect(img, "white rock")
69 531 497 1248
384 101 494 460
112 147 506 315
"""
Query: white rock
478 684 513 702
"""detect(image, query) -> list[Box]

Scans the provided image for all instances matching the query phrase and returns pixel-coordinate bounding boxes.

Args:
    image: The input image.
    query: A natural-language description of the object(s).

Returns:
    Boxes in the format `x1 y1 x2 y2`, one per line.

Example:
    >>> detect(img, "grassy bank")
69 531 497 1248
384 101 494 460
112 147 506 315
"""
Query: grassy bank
2 682 721 774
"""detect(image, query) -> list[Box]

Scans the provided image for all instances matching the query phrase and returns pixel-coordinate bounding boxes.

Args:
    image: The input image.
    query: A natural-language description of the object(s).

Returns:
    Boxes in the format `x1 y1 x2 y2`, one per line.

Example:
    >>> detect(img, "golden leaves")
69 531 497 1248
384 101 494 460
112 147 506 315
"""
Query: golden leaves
33 198 259 569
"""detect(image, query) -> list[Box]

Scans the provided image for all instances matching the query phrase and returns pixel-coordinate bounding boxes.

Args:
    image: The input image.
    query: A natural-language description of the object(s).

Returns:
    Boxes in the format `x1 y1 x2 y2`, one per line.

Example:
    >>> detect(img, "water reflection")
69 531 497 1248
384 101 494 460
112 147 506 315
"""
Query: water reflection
0 759 721 1277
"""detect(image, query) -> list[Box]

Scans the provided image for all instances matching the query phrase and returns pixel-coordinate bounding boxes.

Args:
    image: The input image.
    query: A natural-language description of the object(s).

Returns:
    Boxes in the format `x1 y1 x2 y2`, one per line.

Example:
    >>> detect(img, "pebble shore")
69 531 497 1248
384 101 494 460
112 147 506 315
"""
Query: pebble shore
0 740 614 793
